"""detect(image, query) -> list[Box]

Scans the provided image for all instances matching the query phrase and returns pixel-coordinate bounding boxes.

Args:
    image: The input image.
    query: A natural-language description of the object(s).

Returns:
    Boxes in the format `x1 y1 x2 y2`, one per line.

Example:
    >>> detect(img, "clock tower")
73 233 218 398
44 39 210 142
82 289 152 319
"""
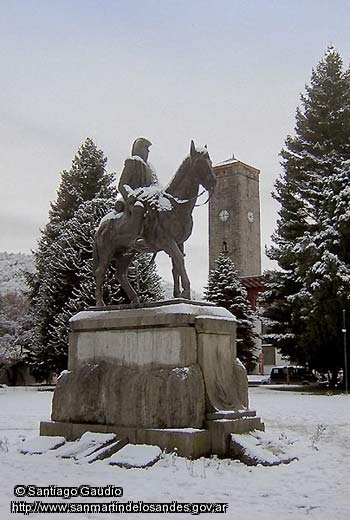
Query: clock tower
209 156 261 278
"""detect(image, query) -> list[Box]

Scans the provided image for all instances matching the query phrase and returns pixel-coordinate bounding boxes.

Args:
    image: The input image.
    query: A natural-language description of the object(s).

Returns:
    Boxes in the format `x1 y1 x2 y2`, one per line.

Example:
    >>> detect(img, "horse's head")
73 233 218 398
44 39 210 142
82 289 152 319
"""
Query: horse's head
189 140 216 195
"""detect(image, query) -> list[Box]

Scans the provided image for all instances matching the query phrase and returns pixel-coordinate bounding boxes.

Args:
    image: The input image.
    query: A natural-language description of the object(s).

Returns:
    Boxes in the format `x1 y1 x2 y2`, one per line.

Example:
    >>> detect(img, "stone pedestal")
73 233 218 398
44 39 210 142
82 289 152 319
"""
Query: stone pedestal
41 300 264 457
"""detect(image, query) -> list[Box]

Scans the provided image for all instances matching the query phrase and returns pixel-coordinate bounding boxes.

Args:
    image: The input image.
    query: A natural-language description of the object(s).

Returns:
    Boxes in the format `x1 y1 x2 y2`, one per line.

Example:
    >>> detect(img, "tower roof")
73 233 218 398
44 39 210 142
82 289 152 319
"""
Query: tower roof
214 156 239 167
214 156 260 174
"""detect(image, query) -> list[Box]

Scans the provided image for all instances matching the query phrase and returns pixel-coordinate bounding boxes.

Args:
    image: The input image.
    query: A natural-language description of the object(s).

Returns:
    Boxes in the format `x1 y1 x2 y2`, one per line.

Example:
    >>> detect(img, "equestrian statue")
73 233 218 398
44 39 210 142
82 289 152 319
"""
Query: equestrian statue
93 138 216 305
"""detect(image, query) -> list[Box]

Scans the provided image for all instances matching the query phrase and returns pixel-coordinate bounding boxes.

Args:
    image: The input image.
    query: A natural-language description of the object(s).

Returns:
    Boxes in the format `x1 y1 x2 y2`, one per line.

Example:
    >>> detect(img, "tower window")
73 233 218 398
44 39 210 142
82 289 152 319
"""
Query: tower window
222 241 228 253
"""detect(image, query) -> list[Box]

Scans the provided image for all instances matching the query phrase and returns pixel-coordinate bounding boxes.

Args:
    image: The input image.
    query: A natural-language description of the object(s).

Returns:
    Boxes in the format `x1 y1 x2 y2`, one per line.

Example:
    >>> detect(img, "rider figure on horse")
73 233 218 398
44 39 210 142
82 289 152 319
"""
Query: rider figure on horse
115 137 159 248
117 138 158 210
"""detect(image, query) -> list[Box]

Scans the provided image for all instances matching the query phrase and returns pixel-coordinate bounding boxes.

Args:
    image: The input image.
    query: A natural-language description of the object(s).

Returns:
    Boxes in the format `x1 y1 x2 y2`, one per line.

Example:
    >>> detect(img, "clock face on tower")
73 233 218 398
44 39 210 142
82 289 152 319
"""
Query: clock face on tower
218 209 230 222
247 211 254 223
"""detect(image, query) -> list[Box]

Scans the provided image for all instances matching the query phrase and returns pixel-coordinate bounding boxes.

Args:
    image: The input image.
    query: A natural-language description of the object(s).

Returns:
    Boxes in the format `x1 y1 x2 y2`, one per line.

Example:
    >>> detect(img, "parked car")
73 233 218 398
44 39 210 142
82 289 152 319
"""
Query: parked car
247 375 271 386
270 366 318 384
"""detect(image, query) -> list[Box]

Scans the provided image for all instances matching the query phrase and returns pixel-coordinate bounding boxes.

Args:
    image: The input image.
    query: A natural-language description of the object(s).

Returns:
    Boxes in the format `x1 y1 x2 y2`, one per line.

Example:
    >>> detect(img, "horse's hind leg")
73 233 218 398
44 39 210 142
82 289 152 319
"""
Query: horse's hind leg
95 256 111 306
115 253 140 304
93 235 114 306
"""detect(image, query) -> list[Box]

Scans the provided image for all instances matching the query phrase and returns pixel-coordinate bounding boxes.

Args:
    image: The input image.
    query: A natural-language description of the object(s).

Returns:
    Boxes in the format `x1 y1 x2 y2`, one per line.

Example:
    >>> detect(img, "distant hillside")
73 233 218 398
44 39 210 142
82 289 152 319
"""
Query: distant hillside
0 252 34 294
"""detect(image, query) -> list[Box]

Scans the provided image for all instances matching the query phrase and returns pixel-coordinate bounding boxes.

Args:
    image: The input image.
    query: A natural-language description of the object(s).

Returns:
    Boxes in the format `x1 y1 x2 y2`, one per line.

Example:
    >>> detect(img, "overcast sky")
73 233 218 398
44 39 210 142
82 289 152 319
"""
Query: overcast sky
1 0 350 293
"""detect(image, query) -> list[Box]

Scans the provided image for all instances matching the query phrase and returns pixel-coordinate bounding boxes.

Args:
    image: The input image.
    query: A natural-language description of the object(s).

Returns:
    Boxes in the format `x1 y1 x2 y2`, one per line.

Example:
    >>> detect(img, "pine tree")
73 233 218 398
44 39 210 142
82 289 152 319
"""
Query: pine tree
265 47 350 380
261 270 305 364
49 137 115 230
204 254 257 371
27 139 117 380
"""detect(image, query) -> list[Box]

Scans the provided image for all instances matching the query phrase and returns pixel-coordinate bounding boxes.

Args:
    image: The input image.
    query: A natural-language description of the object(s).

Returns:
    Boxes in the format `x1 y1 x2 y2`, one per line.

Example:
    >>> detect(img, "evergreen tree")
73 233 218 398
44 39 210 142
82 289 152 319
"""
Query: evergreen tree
204 254 257 371
261 270 305 364
265 47 350 380
27 139 117 380
49 137 115 230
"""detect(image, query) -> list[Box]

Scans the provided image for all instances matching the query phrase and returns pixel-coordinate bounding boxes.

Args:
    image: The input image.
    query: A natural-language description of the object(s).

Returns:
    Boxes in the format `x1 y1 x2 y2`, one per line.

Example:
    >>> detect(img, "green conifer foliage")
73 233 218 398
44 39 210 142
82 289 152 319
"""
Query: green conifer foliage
204 253 257 372
49 137 115 226
264 47 350 380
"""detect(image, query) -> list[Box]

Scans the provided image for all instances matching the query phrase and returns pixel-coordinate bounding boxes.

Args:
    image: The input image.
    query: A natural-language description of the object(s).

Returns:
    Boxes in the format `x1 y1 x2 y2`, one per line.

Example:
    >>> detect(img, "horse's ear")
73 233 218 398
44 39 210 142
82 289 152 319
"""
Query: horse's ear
190 140 196 157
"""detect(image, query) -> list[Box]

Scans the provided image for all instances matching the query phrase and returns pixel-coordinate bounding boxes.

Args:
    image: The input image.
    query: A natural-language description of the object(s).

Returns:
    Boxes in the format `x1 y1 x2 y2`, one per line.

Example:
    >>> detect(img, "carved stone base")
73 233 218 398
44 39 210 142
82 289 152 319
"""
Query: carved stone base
42 300 264 458
51 362 205 429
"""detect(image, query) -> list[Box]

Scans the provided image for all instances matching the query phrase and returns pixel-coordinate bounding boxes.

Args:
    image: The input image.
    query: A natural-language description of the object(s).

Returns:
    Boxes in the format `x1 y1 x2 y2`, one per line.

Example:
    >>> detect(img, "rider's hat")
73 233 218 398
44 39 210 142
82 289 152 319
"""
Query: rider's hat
132 137 152 158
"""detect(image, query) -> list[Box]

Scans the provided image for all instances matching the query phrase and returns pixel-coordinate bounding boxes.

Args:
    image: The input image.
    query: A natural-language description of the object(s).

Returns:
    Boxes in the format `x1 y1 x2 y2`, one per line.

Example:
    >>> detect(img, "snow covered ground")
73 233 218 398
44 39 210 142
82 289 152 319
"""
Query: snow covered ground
0 385 349 519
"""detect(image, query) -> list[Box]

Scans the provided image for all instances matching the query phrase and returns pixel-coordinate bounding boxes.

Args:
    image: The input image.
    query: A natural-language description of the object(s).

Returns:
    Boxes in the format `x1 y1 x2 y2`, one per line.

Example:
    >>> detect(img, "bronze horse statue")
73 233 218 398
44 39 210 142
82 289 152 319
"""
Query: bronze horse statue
93 140 216 305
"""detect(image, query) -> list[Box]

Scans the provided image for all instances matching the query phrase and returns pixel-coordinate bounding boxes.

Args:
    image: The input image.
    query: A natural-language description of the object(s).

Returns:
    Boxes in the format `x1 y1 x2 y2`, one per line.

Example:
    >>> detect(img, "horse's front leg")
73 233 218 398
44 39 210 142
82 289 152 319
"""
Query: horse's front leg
166 241 191 300
172 261 181 298
172 242 184 298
